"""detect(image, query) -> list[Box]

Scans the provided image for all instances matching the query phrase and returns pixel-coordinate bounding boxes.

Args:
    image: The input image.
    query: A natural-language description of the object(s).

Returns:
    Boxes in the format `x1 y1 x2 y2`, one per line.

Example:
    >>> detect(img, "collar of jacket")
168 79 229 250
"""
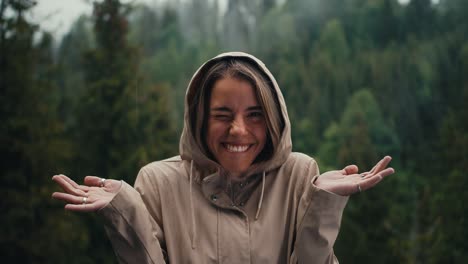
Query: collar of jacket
201 168 263 208
188 160 267 249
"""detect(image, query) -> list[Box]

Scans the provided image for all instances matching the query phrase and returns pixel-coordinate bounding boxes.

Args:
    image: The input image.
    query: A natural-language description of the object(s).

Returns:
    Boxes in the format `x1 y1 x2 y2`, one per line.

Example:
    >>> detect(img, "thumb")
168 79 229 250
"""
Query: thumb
342 165 358 175
84 176 104 187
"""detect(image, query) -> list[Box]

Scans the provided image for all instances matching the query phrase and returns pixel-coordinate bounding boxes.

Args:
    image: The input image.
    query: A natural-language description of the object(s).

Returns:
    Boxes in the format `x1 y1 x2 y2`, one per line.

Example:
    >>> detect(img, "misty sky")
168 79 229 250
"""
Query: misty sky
32 0 155 39
32 0 429 42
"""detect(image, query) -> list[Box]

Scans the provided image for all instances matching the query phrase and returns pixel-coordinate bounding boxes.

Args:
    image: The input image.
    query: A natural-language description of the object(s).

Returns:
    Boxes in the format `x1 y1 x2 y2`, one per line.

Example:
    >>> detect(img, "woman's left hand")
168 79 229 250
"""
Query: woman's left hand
314 156 395 196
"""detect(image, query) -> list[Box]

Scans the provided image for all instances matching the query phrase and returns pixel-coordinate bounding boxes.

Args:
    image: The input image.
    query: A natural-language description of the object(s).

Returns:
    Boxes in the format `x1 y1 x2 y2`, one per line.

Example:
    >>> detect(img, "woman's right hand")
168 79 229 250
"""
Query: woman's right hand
52 174 122 212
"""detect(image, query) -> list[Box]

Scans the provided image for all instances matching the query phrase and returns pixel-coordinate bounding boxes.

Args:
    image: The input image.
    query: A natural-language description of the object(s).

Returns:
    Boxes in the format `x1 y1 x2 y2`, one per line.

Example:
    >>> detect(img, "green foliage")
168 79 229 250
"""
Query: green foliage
318 90 405 262
428 61 468 262
0 1 80 262
318 89 399 170
341 169 421 263
75 0 177 183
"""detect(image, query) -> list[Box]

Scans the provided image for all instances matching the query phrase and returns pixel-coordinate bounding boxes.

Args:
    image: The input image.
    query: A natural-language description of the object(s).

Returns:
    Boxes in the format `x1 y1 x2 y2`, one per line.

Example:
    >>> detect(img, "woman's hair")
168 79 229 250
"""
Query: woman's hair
189 57 284 162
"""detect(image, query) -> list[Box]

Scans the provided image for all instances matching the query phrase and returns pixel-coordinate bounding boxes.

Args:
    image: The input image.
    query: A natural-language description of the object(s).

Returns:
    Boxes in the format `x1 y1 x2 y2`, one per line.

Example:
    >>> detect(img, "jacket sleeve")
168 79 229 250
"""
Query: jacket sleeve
98 179 167 264
290 160 349 264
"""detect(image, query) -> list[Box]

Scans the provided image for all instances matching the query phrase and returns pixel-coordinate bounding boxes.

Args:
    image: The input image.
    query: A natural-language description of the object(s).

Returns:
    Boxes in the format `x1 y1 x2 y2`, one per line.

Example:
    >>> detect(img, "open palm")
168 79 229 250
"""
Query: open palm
52 174 122 212
315 156 395 196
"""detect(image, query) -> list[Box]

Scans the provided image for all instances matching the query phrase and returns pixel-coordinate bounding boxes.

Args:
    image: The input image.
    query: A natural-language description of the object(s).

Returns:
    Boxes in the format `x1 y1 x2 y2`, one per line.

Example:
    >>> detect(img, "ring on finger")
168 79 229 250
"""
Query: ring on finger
360 173 366 178
82 197 88 205
100 178 106 187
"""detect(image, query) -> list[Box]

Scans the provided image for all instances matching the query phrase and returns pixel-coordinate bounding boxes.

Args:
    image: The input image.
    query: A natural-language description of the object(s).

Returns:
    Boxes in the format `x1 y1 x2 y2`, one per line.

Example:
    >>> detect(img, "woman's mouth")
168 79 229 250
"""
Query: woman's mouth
223 143 251 153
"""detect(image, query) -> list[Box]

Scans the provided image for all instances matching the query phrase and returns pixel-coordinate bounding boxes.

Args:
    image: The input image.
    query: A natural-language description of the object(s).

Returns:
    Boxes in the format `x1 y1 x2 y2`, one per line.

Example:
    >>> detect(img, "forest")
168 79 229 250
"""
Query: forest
1 0 467 263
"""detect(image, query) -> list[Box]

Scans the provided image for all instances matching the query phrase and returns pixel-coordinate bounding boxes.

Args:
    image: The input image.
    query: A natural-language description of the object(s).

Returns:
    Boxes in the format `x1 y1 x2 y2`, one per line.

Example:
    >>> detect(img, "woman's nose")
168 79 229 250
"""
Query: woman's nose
229 118 248 136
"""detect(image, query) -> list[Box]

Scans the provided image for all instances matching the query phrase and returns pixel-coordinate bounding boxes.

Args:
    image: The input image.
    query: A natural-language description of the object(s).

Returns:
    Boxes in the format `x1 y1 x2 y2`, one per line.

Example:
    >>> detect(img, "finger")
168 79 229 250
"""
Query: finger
366 160 380 175
55 174 79 187
61 175 91 192
377 167 395 178
52 192 87 204
359 167 395 190
357 177 380 192
342 165 359 175
65 203 102 212
84 176 106 187
52 174 79 189
365 165 395 179
369 156 392 175
52 175 88 196
375 156 392 173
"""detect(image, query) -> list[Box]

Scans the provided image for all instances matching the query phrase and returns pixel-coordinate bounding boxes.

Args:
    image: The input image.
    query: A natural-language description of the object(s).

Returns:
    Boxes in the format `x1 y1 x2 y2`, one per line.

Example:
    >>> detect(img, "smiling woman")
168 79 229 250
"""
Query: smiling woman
52 52 394 263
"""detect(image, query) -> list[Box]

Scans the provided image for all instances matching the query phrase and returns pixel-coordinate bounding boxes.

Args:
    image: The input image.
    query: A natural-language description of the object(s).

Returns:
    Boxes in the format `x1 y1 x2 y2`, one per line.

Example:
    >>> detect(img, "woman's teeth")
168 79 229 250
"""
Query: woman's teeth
225 144 250 153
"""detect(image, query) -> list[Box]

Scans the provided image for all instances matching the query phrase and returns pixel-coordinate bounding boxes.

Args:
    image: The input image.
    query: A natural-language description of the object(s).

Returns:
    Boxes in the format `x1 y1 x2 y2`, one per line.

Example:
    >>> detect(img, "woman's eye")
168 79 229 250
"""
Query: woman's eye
213 114 231 121
248 112 264 119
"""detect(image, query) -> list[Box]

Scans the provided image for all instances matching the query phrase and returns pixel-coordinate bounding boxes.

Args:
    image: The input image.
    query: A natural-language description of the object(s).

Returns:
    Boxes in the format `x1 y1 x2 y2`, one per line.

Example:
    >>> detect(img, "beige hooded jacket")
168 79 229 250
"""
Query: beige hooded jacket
99 52 349 264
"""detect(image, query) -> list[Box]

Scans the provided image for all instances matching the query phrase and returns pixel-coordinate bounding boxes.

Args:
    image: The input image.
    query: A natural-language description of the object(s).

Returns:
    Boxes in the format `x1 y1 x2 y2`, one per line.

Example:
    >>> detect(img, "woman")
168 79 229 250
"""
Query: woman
52 52 394 263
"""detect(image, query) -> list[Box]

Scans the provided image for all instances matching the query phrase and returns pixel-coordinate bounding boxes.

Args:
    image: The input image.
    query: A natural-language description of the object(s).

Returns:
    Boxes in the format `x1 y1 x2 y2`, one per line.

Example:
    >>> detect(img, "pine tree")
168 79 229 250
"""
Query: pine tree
0 0 82 262
75 0 176 183
404 0 435 38
427 41 468 264
318 90 408 263
65 1 178 262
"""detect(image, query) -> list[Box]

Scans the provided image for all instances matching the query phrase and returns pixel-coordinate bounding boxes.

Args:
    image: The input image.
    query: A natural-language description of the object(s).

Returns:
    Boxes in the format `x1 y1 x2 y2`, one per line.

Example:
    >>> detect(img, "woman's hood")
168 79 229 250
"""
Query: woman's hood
179 52 292 177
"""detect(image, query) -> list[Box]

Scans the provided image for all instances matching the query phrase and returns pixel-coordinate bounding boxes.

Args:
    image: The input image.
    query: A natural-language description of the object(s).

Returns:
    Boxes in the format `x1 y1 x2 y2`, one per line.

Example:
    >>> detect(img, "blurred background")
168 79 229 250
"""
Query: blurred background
1 0 467 263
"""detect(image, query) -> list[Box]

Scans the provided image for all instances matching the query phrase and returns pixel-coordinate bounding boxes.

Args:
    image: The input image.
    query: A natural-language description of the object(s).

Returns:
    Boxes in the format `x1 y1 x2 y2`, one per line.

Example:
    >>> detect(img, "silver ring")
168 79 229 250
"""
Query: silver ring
360 173 366 178
100 178 106 187
82 197 88 205
357 183 362 193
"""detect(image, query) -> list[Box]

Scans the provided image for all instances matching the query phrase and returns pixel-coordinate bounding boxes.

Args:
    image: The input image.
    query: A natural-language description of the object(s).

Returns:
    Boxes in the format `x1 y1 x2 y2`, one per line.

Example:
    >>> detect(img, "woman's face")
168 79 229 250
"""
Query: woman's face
206 77 267 180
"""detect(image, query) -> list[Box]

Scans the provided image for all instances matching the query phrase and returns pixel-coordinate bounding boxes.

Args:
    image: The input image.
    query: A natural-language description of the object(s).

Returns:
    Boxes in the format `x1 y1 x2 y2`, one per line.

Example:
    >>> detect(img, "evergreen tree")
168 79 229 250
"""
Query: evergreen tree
404 0 435 38
296 19 352 153
349 0 401 48
0 1 83 262
75 0 176 182
427 41 468 263
318 89 399 169
56 15 93 129
318 90 407 263
64 0 178 262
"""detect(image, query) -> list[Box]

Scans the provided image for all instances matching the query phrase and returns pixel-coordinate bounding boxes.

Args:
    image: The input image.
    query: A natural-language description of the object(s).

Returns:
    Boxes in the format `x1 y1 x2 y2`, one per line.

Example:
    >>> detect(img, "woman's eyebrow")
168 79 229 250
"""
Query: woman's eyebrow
211 106 262 112
246 106 262 111
211 106 231 112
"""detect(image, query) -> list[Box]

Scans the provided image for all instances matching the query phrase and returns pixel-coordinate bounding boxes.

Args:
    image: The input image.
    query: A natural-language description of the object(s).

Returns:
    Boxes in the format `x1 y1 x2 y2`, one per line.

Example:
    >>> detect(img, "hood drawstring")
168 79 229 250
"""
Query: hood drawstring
189 160 196 249
255 171 266 220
